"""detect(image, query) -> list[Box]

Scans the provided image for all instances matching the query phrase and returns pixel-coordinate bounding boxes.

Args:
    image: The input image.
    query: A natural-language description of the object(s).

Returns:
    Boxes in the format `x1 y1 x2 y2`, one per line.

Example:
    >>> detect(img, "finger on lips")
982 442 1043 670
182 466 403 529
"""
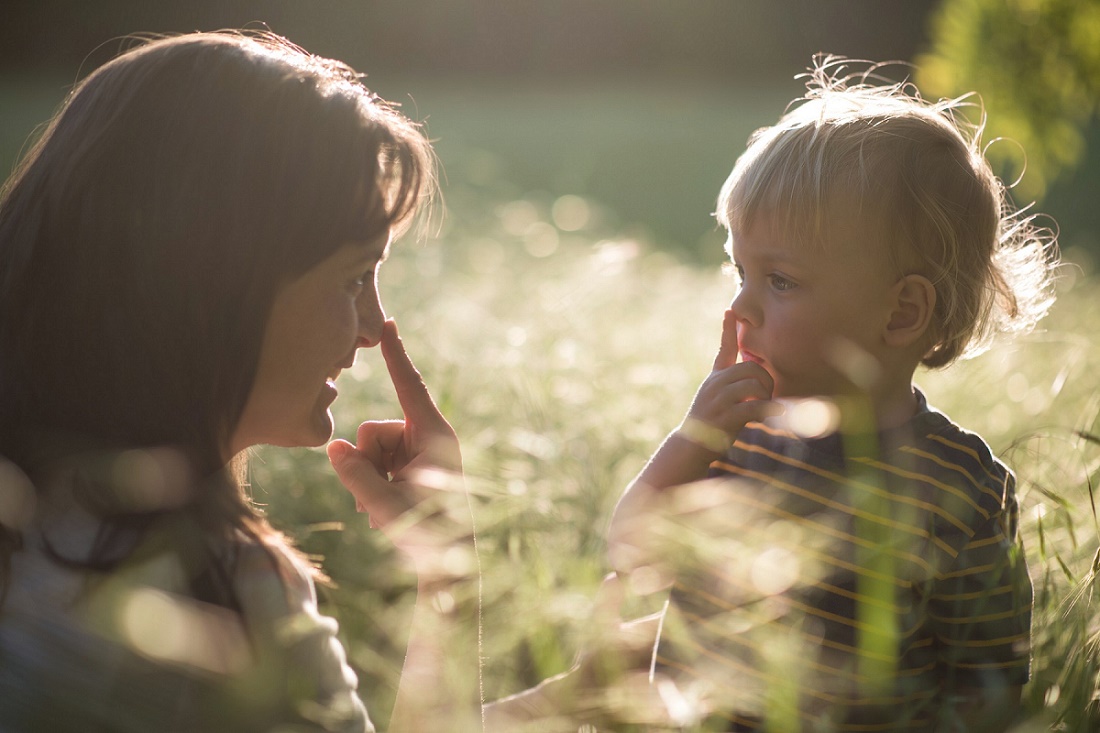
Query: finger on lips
714 361 774 397
712 308 739 371
721 377 773 403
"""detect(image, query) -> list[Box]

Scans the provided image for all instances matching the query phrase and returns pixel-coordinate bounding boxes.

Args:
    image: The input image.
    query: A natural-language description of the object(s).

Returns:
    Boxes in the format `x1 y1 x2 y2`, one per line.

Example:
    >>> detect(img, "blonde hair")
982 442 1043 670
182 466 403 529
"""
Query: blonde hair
717 56 1059 368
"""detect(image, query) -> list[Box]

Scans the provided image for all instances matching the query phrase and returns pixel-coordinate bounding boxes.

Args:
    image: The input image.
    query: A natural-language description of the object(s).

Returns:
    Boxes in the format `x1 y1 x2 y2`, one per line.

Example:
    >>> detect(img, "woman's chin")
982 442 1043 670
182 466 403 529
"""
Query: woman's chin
307 409 337 447
263 410 336 450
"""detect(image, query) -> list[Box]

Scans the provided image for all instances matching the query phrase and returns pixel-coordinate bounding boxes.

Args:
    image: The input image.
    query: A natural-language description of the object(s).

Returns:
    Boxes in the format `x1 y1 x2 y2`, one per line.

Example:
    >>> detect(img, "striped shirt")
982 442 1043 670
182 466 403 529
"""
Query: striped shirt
655 390 1031 731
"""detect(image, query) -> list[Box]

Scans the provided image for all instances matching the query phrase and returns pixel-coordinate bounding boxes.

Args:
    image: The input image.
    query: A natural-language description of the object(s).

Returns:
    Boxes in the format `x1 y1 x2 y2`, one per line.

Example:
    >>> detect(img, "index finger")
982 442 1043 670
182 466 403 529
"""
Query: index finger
379 319 444 424
712 308 739 371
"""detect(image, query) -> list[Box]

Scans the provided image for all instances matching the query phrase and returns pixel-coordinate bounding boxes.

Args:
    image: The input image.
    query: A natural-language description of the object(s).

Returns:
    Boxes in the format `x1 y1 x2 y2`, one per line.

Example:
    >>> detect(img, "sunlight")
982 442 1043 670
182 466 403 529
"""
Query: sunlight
750 546 800 596
1006 372 1029 402
775 398 841 439
523 221 559 258
506 326 527 346
551 194 591 232
497 200 539 236
119 587 249 675
824 339 881 390
467 237 506 274
107 449 193 512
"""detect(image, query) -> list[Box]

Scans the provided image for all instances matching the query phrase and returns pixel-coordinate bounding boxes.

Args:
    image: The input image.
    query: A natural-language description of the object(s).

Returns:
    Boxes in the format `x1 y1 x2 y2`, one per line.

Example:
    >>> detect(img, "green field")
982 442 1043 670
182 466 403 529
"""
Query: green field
251 217 1096 729
5 78 1098 729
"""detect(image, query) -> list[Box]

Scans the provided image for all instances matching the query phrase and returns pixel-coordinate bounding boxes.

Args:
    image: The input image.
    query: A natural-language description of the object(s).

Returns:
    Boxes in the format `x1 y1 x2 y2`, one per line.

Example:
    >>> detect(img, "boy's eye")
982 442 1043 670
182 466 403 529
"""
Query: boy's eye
769 273 796 291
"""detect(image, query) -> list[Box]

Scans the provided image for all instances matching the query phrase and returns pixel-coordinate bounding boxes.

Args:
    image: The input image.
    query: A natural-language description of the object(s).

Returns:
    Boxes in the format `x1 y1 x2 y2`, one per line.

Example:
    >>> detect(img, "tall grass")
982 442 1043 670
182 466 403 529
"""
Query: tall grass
254 189 1100 730
3 68 1096 731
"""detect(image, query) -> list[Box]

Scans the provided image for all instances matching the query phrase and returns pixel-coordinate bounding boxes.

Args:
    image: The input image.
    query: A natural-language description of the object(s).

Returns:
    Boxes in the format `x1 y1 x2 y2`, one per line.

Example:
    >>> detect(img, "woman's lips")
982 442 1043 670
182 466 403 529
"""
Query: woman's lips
323 379 339 404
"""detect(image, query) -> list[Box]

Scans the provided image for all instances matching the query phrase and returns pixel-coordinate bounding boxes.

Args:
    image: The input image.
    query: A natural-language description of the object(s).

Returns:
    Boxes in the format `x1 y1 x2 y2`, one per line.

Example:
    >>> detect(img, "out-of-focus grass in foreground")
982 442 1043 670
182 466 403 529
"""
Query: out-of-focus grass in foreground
255 190 1099 730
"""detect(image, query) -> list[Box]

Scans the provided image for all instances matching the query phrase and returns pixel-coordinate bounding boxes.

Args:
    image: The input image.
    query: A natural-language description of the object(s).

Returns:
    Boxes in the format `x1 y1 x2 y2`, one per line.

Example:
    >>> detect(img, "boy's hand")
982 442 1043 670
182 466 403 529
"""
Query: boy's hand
327 320 469 569
678 309 781 453
611 311 784 574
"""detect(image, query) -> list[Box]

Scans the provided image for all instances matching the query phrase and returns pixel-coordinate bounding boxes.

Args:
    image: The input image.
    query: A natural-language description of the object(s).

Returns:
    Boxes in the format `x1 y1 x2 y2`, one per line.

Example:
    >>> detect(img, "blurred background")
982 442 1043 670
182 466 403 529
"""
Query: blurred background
2 0 1097 265
4 1 1098 726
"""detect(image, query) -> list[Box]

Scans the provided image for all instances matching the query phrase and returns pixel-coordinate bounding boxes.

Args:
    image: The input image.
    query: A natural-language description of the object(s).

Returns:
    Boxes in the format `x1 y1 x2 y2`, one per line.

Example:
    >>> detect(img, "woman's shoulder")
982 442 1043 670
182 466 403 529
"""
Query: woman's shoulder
221 535 374 732
223 532 320 621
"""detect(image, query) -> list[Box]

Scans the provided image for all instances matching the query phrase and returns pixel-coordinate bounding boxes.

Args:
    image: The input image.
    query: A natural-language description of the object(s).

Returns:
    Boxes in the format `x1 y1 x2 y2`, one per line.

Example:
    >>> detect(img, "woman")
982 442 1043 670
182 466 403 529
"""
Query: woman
0 31 481 732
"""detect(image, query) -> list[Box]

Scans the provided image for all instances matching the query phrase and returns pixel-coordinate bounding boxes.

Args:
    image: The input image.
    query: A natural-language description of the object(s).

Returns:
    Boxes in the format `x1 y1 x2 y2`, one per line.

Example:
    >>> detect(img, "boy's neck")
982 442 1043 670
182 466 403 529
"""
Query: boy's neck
822 378 919 435
871 384 920 431
860 355 923 431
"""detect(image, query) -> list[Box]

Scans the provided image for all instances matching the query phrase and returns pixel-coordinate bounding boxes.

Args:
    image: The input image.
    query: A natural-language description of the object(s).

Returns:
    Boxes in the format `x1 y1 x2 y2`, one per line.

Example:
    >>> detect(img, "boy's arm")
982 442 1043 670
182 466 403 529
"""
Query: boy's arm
609 309 779 575
625 421 732 495
630 308 779 494
607 427 733 580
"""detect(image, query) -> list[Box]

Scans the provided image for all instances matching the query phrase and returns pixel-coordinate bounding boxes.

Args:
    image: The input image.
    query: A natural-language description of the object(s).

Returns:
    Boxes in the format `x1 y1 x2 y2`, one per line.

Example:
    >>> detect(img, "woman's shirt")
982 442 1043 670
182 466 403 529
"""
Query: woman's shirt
0 501 373 732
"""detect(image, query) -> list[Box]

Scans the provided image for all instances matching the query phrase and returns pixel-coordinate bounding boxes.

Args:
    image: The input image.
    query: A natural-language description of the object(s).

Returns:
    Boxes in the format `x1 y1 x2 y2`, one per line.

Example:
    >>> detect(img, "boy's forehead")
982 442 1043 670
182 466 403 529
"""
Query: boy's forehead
729 215 818 256
730 202 887 264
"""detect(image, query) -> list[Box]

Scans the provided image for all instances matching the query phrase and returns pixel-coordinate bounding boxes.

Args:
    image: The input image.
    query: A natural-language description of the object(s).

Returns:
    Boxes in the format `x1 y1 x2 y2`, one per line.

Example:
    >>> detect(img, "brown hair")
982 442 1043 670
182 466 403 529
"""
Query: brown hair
0 31 435 598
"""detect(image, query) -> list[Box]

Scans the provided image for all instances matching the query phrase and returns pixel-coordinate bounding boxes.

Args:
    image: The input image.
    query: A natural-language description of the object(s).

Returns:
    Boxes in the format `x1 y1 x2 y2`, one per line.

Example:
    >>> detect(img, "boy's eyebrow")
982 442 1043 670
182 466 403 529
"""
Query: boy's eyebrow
732 249 802 268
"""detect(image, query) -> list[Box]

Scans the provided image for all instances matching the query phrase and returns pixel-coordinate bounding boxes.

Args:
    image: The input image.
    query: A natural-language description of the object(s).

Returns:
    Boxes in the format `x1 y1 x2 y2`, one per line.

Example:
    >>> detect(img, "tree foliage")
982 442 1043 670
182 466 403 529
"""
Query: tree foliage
916 0 1100 199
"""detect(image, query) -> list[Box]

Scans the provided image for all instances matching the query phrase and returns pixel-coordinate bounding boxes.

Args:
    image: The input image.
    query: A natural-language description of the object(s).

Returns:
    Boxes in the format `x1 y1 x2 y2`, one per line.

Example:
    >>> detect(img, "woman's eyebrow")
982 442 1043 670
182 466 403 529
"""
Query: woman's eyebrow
348 237 389 265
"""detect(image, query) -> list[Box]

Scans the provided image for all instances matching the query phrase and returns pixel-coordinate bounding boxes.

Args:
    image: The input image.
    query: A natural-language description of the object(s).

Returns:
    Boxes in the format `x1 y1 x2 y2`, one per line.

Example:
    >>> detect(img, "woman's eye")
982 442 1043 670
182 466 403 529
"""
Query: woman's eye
351 271 372 290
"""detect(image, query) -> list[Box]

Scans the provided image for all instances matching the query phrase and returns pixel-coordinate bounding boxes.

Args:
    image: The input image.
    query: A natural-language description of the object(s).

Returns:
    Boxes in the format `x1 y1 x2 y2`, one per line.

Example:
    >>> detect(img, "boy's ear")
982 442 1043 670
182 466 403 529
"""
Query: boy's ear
884 274 936 348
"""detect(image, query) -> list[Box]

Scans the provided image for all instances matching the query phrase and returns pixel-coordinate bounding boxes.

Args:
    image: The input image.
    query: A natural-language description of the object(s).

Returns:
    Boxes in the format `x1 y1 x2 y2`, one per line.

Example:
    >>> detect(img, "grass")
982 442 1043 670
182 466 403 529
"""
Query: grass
250 185 1099 729
4 75 1097 729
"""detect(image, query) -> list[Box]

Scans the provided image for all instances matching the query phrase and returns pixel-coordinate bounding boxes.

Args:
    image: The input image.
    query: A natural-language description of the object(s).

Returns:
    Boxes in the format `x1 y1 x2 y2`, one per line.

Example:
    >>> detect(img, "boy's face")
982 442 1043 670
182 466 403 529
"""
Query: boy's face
728 217 900 400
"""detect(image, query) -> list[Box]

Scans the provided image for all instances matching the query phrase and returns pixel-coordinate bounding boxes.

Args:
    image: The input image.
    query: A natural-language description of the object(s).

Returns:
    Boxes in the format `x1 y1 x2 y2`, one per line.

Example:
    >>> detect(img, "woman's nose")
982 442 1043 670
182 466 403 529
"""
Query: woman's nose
357 291 386 348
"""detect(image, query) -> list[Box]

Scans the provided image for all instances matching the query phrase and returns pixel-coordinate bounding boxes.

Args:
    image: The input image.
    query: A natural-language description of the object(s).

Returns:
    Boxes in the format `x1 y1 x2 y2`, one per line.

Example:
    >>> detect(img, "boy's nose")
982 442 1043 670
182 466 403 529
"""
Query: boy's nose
729 288 760 328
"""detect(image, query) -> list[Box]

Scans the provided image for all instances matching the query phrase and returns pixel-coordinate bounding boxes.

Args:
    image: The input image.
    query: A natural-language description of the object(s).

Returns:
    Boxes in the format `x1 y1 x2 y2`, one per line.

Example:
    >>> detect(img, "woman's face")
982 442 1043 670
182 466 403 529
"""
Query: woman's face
230 234 390 455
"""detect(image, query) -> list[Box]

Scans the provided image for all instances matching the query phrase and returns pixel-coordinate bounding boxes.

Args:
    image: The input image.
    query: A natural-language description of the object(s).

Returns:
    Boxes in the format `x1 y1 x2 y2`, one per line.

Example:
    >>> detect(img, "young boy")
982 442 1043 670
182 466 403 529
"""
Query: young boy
607 61 1056 732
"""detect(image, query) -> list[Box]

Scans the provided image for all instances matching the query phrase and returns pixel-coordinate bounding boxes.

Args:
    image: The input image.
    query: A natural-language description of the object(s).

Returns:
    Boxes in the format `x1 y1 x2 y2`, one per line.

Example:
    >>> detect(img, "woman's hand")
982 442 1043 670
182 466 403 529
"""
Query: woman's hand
327 319 468 568
329 320 483 730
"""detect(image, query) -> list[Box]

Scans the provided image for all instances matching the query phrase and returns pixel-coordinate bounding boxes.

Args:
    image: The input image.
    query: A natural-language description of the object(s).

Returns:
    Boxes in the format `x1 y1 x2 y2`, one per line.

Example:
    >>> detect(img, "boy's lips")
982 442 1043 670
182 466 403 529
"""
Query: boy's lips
740 347 764 366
